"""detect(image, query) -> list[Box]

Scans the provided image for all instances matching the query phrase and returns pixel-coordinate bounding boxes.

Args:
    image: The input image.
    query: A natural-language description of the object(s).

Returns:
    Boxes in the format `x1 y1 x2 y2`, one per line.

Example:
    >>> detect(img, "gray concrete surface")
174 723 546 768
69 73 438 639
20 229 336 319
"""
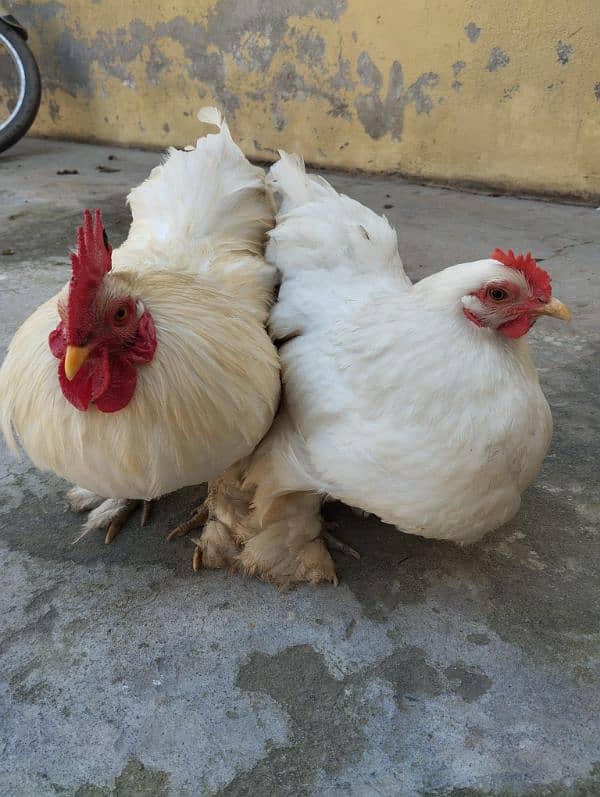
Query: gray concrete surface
0 138 599 797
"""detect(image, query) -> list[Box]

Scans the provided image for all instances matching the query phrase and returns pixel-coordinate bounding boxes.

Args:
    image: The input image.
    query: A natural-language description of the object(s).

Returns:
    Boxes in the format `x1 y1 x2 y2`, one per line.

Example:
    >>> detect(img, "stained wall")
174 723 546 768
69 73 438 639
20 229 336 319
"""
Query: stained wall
11 0 600 198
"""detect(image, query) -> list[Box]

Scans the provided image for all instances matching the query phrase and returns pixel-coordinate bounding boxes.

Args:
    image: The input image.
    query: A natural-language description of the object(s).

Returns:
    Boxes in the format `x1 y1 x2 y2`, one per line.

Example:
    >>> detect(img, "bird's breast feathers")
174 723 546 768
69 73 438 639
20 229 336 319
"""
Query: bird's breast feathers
279 302 552 541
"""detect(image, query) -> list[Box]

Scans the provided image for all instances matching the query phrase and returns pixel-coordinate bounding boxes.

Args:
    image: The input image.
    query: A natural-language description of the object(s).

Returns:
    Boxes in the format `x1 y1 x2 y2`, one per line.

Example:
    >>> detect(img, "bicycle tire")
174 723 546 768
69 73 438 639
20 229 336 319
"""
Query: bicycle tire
0 19 41 154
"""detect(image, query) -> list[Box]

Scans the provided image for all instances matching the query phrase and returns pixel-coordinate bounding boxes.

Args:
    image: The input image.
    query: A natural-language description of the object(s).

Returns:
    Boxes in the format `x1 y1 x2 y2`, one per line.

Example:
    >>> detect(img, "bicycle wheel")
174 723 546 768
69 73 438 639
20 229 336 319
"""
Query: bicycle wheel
0 18 41 154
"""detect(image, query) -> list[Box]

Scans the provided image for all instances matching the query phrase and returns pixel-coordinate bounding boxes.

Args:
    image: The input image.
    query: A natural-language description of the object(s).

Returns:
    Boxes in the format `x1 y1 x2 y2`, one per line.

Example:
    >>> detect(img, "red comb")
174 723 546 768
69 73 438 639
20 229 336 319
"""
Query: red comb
491 248 551 296
67 209 112 344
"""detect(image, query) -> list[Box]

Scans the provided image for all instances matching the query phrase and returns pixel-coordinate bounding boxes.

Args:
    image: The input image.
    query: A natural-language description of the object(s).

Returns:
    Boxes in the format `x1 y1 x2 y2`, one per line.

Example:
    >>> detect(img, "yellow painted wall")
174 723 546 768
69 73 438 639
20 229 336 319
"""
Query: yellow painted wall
11 0 600 198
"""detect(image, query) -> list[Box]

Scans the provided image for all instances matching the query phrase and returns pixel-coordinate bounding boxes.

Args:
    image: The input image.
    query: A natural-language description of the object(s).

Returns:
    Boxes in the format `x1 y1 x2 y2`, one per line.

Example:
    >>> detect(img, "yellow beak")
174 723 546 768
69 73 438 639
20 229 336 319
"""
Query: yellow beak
64 345 91 381
534 297 571 322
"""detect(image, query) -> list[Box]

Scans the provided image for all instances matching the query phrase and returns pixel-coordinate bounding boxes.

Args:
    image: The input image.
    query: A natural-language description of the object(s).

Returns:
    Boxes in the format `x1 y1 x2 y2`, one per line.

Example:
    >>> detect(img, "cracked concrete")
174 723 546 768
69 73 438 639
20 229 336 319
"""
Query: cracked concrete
0 139 599 796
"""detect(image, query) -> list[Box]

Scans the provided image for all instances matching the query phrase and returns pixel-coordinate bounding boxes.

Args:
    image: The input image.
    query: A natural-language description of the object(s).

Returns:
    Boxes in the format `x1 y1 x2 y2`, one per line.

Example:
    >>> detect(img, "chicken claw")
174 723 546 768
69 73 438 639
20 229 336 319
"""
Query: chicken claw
166 501 209 542
323 530 361 560
70 495 153 544
140 499 153 527
105 499 143 544
192 545 202 572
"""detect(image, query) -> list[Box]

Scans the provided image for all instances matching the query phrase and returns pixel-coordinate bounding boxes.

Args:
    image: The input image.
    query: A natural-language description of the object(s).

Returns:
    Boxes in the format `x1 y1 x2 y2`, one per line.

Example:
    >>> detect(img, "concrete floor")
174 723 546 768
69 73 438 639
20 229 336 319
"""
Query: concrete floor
0 138 599 797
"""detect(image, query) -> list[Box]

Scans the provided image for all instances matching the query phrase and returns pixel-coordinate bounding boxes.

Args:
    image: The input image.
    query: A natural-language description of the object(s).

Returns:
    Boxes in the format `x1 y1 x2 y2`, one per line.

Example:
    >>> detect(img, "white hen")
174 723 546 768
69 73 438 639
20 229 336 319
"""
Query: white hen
0 109 280 545
199 152 571 586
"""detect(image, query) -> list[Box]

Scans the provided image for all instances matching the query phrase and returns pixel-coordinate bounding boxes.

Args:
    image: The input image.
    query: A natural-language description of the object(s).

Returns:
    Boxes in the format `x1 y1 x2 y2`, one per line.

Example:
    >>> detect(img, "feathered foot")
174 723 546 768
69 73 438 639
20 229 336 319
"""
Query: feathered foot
166 502 240 572
167 468 251 572
65 486 104 513
236 530 338 589
67 487 153 545
191 519 240 571
230 494 340 588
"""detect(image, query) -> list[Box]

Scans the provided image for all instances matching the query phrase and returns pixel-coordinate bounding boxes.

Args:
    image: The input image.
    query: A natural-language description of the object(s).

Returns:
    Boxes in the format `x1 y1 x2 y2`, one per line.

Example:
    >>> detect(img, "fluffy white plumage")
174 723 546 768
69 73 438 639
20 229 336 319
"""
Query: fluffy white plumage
203 152 566 585
0 110 280 505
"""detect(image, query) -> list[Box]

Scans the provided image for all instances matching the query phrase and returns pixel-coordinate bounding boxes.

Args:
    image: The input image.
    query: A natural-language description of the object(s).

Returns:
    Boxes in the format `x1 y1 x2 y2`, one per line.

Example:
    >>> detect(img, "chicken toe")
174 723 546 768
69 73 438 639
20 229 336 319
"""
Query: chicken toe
140 500 153 527
323 530 361 560
105 499 142 544
190 519 240 571
71 497 148 545
166 501 209 542
192 545 202 571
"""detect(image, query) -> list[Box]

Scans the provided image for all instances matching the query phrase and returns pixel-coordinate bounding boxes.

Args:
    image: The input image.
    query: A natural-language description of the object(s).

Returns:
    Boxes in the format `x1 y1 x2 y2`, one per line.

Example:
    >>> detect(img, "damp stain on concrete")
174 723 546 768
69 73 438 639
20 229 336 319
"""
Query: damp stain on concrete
444 664 493 703
227 643 498 793
224 644 368 795
73 757 170 797
419 763 600 797
373 645 444 707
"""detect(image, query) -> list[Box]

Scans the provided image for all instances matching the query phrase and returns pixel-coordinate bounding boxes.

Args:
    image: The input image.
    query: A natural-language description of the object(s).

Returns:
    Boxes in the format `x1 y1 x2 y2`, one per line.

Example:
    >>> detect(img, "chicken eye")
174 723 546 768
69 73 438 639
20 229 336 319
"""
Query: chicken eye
113 306 128 324
488 287 508 301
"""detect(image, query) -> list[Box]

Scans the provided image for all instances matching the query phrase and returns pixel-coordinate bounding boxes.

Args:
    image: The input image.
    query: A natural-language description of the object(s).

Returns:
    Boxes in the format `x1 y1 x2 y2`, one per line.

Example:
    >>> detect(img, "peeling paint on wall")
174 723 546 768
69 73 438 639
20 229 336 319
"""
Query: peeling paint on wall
487 47 510 72
355 54 439 141
451 60 466 91
464 21 482 43
556 40 574 65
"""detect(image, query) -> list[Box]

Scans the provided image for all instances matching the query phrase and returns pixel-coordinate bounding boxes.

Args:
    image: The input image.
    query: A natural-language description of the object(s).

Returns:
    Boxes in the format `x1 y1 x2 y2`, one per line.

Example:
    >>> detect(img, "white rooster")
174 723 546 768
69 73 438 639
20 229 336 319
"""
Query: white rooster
200 152 571 586
0 109 280 550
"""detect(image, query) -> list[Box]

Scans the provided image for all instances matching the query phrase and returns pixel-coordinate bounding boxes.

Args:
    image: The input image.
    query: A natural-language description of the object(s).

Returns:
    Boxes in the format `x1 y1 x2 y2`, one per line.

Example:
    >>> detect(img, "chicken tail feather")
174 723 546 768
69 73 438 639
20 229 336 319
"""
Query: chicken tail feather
266 151 409 284
113 107 274 275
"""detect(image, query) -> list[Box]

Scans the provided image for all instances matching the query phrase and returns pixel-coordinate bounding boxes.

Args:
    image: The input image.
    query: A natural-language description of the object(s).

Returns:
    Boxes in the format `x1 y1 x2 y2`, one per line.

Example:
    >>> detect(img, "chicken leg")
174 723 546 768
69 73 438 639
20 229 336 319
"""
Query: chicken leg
167 505 240 571
67 486 153 545
166 466 250 570
170 464 355 585
233 492 339 587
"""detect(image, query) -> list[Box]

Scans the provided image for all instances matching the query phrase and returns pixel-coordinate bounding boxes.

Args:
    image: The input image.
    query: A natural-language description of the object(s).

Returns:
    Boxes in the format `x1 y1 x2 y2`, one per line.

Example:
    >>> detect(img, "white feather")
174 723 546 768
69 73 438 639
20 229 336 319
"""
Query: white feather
65 486 105 512
267 150 408 283
197 106 222 127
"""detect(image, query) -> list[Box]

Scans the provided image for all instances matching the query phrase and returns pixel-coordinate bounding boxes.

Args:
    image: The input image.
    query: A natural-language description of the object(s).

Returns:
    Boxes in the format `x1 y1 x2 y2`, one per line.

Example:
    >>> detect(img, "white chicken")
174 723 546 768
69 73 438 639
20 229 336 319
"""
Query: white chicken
201 152 571 586
0 109 280 548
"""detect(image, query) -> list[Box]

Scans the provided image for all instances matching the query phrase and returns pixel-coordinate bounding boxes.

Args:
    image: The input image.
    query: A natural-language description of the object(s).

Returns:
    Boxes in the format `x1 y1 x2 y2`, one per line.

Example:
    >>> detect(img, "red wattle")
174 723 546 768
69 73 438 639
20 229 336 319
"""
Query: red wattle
94 354 137 413
498 315 533 339
58 357 94 411
49 310 157 413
